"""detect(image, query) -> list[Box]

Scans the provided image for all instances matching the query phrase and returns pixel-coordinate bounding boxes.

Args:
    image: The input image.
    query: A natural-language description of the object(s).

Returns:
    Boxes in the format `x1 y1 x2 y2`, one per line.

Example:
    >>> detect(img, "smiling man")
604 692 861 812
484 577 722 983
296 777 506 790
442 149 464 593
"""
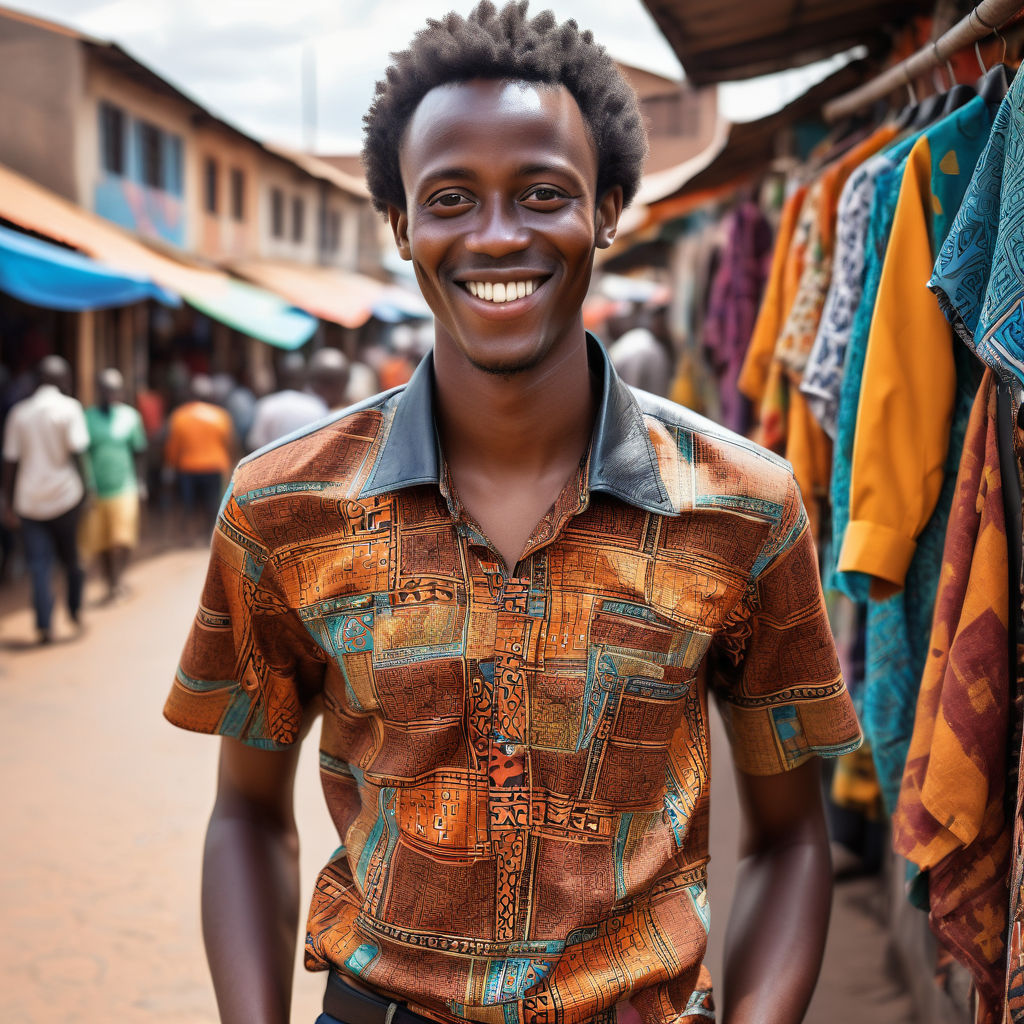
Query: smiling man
165 5 861 1024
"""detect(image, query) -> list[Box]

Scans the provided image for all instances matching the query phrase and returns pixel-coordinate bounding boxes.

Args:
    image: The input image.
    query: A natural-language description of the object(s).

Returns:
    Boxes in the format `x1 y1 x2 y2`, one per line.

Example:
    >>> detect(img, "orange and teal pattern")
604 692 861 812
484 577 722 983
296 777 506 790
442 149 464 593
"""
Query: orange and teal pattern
166 343 861 1024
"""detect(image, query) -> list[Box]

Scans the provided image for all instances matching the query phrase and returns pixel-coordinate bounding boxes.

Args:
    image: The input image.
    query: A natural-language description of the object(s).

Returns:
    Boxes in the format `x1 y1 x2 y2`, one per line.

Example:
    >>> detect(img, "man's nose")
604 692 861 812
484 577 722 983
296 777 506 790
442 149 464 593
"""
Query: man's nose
464 199 529 257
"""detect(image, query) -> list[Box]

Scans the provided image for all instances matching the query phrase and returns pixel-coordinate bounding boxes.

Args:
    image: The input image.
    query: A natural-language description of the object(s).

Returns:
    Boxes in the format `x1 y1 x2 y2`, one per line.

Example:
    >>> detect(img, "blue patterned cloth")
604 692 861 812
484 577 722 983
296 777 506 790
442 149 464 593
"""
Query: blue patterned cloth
930 70 1024 387
830 98 994 811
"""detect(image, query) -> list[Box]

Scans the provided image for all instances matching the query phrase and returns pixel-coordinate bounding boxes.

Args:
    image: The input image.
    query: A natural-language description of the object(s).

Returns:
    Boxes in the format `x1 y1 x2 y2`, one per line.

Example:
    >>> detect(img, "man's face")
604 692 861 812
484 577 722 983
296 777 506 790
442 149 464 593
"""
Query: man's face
390 79 621 376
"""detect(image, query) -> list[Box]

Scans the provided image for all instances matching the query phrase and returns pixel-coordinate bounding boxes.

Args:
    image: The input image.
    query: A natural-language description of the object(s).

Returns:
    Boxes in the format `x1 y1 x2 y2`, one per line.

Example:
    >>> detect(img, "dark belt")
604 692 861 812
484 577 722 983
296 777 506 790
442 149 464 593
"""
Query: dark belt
323 972 431 1024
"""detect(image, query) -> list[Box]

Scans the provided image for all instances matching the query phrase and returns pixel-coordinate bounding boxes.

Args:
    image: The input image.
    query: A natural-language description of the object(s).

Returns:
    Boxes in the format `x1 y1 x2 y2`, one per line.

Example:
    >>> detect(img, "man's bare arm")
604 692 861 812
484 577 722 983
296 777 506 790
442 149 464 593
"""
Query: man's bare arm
202 737 304 1024
720 758 832 1024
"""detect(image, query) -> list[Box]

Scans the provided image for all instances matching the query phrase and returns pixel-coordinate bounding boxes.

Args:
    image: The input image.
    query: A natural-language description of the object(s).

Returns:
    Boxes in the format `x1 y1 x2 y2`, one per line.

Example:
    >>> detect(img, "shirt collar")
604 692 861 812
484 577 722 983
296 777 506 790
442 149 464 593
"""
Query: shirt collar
358 333 675 516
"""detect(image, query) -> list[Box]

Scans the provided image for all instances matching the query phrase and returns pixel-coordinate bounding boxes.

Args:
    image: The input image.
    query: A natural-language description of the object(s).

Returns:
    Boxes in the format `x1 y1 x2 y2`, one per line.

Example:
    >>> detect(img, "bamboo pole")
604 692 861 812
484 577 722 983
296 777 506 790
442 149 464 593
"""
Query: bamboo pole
823 0 1022 122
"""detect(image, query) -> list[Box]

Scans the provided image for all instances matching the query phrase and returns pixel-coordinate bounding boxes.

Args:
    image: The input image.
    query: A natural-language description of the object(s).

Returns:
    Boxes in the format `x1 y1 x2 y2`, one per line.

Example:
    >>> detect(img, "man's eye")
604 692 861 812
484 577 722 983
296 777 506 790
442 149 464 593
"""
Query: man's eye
431 193 467 208
525 187 564 202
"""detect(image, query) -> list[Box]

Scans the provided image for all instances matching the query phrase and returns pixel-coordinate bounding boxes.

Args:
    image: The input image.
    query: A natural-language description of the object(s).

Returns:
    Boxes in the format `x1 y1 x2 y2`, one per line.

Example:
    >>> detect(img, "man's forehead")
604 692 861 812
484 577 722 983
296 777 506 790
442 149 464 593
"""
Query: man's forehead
399 78 595 174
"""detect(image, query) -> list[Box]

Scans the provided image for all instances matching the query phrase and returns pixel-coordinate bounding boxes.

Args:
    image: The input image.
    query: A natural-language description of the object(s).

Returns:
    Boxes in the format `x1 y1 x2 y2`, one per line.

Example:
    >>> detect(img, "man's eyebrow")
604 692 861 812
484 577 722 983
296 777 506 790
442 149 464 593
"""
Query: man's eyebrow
515 161 580 178
416 167 476 190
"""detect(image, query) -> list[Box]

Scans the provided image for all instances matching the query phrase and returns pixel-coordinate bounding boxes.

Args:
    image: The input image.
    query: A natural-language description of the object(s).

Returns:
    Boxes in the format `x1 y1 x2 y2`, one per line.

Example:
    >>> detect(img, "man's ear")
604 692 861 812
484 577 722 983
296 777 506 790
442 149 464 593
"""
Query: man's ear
595 185 624 250
387 205 411 261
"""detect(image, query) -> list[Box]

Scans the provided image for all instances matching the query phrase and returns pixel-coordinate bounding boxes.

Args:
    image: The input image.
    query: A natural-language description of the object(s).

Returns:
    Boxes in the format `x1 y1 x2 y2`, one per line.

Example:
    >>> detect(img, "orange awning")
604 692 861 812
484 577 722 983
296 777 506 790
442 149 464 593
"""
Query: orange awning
230 259 386 330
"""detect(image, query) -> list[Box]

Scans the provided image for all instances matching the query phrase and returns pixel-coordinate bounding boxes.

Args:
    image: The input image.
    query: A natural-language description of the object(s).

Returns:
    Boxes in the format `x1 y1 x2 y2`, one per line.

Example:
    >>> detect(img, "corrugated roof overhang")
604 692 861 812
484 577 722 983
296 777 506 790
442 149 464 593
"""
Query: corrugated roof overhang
644 61 868 220
641 0 931 83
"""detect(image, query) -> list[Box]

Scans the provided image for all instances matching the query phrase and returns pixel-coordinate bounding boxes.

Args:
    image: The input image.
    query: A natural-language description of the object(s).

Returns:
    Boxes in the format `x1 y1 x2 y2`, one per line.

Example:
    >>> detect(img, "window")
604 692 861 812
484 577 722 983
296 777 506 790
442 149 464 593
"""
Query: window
99 102 125 175
204 157 218 214
138 121 164 189
230 168 245 221
165 134 184 196
271 187 285 238
324 209 341 252
292 196 305 243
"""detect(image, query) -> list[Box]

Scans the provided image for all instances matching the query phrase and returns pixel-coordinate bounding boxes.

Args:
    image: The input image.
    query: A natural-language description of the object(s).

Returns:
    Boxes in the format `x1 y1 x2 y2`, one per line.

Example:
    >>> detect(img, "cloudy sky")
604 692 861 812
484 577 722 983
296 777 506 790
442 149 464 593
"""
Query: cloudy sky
10 0 844 154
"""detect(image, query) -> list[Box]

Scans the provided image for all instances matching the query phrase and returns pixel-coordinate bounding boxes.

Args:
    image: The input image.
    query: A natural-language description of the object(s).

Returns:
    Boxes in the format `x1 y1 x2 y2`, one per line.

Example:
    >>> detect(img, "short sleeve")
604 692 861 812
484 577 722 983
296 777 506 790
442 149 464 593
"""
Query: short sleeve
130 410 147 452
68 401 89 454
710 476 862 775
164 480 325 749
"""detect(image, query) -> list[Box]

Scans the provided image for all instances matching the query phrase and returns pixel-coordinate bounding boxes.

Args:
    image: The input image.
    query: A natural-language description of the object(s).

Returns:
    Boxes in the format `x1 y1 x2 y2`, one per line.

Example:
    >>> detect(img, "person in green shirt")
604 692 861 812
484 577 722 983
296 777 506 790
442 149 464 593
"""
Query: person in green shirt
82 368 146 602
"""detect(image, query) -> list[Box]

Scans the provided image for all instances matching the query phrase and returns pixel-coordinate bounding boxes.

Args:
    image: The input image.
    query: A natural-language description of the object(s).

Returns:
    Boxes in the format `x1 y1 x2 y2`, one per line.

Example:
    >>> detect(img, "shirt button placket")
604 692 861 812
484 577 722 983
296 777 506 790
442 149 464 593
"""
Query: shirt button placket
488 567 532 943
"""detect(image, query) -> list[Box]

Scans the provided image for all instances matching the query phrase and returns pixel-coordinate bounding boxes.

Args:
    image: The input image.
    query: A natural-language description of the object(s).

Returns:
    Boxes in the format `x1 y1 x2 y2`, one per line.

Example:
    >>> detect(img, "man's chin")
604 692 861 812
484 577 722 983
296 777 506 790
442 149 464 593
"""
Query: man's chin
461 338 548 378
466 352 545 378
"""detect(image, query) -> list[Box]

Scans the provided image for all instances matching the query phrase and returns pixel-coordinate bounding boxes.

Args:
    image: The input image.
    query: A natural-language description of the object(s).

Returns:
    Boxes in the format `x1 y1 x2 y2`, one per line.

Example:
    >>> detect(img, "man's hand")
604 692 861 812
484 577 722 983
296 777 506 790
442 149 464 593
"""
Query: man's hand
721 758 832 1024
1 458 17 529
0 499 17 531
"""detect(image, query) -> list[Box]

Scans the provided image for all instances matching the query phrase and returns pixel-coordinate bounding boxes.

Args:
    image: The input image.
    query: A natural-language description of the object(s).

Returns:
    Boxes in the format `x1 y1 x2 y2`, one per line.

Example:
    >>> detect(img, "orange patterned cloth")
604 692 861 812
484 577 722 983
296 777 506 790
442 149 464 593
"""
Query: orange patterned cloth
892 370 1010 1023
166 339 861 1024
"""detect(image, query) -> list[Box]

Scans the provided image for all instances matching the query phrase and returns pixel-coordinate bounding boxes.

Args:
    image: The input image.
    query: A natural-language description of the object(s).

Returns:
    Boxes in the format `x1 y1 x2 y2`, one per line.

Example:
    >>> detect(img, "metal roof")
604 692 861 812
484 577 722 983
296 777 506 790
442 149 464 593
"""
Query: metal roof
641 0 932 84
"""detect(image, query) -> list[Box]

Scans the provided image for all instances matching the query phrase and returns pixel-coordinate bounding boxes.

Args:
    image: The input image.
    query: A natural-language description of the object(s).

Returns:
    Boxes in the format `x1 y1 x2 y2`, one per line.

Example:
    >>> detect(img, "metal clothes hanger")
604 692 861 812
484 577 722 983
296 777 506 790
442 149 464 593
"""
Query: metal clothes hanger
895 71 920 129
941 52 977 113
973 9 1013 103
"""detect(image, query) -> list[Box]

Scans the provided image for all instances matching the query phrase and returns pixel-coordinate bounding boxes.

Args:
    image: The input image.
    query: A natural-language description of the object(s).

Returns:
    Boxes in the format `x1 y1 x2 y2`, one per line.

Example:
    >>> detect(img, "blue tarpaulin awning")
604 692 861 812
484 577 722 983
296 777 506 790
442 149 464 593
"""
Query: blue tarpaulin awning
0 223 178 311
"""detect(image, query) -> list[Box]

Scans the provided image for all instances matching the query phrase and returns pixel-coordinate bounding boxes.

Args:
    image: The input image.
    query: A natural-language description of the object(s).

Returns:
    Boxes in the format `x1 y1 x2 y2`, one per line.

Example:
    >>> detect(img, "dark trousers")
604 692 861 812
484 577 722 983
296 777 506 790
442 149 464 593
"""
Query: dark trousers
20 503 84 632
178 471 223 518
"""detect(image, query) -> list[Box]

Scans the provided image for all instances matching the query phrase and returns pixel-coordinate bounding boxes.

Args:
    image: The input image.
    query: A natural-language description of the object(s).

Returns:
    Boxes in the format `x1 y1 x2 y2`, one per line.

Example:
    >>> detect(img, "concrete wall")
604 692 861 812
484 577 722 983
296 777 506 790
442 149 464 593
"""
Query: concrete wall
0 17 82 199
257 159 320 264
79 58 194 248
192 124 261 262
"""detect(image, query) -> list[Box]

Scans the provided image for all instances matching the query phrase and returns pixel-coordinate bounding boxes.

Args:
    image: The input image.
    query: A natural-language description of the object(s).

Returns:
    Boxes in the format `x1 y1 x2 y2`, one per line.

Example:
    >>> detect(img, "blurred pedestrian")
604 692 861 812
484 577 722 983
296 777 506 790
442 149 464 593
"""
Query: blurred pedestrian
1 355 89 643
217 372 257 447
343 360 378 404
164 374 234 544
246 352 327 451
81 368 146 603
378 327 418 390
607 303 673 397
308 348 350 412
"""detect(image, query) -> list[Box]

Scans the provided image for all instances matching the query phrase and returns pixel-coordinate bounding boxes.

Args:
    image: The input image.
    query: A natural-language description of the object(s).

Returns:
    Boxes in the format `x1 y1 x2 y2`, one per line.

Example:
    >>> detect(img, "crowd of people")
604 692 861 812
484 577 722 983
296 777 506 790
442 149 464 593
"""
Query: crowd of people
0 340 409 646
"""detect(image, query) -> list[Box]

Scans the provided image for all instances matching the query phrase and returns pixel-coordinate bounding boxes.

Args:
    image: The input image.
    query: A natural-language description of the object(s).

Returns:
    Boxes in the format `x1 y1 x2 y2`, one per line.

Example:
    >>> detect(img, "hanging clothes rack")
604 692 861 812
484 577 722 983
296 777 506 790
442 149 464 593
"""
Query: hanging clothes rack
823 0 1022 121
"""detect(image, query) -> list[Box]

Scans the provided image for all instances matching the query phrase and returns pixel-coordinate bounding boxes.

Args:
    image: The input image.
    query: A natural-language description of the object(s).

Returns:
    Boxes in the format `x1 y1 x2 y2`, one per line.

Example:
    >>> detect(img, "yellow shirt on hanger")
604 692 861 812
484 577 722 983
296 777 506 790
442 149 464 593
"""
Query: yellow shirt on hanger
839 136 957 596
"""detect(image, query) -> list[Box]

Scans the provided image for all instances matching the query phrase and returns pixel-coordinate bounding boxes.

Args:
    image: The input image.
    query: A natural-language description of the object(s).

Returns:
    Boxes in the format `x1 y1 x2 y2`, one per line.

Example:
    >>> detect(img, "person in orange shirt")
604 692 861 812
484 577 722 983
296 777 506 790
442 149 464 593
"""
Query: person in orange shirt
164 374 235 543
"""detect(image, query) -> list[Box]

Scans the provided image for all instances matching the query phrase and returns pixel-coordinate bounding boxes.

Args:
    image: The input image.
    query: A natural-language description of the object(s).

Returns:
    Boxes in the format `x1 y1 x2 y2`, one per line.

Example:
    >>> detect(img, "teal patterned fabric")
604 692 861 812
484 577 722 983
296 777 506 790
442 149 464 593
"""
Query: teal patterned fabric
930 70 1024 387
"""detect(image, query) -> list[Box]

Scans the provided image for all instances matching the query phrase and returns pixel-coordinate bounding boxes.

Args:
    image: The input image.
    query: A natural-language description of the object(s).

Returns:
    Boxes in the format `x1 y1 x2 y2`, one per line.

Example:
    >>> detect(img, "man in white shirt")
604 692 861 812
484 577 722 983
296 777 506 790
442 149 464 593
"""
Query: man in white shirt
246 352 328 452
1 356 90 643
607 305 673 398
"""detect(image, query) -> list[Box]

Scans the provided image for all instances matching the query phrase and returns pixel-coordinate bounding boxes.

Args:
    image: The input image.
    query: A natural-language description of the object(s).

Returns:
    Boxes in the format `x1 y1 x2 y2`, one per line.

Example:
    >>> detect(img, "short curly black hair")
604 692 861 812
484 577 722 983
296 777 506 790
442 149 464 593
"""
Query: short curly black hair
361 1 647 214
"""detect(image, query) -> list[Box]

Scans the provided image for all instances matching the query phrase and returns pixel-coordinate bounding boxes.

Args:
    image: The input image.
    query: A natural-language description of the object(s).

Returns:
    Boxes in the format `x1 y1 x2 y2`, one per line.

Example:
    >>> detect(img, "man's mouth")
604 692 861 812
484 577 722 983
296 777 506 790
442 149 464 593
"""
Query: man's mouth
460 278 545 304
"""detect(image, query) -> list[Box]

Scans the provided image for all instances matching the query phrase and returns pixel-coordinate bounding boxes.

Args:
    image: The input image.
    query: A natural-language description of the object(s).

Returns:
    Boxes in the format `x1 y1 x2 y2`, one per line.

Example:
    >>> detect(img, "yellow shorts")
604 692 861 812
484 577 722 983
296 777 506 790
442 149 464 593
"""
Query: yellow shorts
80 491 140 557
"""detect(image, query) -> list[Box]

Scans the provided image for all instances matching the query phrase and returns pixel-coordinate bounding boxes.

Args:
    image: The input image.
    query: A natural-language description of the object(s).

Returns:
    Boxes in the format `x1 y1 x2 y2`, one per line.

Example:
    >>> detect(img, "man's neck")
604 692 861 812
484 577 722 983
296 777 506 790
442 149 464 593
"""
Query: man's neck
433 332 597 480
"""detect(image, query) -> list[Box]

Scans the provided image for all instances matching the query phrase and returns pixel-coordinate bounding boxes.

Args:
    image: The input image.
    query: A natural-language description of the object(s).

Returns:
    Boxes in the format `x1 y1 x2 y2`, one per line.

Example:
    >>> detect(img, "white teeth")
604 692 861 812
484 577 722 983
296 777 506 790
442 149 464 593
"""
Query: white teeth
464 279 540 303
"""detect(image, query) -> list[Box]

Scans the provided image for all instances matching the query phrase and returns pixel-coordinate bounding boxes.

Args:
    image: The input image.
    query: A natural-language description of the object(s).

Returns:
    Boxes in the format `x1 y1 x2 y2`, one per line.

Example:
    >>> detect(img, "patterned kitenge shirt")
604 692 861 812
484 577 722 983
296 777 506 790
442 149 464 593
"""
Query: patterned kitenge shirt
166 338 861 1024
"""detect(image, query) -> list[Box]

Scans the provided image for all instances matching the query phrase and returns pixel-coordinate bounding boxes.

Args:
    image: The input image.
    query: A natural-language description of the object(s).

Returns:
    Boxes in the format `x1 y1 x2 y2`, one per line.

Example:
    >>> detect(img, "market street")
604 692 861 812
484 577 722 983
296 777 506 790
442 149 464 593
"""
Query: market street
0 548 913 1024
